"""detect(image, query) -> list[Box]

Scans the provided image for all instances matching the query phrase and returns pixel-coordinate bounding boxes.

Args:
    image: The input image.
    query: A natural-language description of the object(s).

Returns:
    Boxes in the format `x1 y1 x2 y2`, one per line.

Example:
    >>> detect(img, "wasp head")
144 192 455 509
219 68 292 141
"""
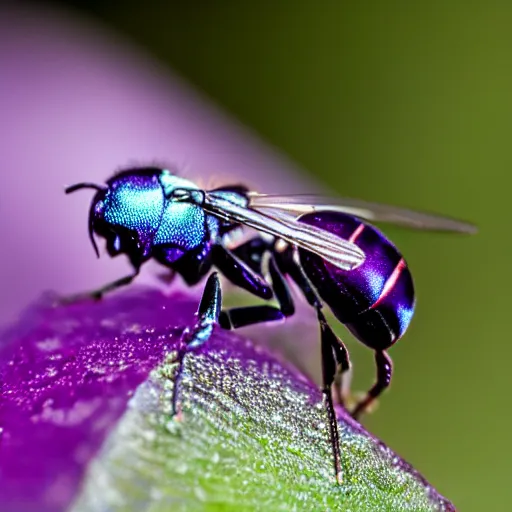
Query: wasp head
66 168 166 268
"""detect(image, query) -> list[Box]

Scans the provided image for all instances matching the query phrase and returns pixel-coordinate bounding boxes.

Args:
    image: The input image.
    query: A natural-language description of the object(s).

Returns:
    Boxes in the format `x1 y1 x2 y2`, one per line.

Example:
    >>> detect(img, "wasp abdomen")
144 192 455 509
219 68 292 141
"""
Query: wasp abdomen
298 211 415 350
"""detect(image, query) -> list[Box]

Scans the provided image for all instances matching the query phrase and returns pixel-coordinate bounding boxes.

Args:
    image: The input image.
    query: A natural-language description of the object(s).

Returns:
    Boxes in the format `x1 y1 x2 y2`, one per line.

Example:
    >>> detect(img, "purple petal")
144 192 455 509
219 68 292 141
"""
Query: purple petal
0 290 195 512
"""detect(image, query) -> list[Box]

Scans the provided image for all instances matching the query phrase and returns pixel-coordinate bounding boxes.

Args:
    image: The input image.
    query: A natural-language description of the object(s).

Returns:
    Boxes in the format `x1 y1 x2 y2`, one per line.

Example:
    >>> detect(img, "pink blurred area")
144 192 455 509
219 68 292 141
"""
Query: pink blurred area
0 5 312 326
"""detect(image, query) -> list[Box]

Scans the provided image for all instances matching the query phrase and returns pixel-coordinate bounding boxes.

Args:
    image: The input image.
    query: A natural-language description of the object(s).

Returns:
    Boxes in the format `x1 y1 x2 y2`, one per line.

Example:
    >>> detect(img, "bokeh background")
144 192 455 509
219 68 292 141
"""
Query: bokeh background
1 2 509 510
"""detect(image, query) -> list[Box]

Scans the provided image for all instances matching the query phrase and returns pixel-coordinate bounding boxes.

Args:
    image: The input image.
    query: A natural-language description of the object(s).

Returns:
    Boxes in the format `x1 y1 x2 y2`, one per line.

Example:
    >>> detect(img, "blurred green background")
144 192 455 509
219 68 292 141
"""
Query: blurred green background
53 1 510 509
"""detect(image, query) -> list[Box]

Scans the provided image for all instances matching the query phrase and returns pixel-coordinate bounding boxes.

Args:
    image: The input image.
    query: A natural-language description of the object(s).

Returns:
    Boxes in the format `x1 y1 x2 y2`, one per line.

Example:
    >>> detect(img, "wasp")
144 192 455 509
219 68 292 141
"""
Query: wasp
66 167 475 484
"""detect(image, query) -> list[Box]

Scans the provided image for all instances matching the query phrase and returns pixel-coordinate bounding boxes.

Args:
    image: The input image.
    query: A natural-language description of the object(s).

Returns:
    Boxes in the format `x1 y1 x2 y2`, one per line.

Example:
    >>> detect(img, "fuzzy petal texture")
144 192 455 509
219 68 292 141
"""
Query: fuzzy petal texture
0 290 454 511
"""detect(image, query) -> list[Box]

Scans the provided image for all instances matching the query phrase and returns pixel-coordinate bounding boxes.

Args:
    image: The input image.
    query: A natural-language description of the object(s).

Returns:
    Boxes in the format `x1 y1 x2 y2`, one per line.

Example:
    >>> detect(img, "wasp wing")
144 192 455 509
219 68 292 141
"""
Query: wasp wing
248 193 477 234
201 192 365 270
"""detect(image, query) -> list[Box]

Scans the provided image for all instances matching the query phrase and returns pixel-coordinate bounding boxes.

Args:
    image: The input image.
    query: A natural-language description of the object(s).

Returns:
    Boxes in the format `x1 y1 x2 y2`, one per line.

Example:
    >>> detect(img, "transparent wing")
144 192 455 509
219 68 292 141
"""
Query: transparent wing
201 192 365 270
248 193 477 234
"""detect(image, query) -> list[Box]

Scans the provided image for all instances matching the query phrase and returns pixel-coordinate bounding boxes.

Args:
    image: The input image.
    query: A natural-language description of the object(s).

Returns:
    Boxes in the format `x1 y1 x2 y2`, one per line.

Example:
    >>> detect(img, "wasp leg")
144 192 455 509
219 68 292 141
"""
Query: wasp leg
317 309 351 400
351 350 393 420
218 242 295 329
172 272 222 416
179 271 222 349
232 236 269 275
318 307 350 484
274 248 352 406
274 246 321 308
61 268 140 303
219 305 285 329
212 244 272 300
230 236 294 316
268 255 295 316
219 255 292 329
195 271 222 325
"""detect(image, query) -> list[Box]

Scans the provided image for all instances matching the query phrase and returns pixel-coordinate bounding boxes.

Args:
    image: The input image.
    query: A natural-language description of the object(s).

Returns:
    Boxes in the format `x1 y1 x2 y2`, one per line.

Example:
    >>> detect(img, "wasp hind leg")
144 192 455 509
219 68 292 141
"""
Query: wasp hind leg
274 247 350 484
274 248 352 406
351 350 393 420
317 307 350 485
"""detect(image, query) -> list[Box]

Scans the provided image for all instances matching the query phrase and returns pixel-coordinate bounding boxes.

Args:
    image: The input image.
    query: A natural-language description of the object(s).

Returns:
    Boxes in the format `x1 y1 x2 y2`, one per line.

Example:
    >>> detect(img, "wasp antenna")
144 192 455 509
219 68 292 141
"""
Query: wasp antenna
65 182 105 194
66 182 103 257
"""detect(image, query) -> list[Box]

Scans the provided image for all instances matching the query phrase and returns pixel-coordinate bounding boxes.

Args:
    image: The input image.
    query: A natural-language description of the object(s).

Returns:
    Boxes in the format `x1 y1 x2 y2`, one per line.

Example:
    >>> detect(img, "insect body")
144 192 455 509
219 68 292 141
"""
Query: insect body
66 166 475 484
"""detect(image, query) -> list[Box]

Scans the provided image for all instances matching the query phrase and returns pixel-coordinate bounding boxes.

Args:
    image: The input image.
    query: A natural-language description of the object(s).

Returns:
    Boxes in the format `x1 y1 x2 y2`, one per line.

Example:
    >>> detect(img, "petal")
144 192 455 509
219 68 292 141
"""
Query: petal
0 290 454 511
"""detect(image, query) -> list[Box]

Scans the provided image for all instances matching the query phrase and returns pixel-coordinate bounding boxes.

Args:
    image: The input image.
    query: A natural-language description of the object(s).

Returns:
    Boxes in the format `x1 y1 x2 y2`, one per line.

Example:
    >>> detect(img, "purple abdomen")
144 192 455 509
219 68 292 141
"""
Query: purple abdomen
298 211 415 350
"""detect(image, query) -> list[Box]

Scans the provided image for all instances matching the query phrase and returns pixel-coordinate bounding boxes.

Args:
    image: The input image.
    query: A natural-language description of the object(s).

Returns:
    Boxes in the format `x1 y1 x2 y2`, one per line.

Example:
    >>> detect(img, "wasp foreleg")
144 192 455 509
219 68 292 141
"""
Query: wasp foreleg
60 268 140 304
172 272 222 417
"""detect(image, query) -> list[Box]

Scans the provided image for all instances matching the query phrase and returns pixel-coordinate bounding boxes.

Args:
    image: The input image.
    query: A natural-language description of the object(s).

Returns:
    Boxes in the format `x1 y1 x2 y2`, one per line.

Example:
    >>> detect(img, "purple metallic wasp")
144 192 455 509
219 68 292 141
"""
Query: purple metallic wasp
66 167 476 483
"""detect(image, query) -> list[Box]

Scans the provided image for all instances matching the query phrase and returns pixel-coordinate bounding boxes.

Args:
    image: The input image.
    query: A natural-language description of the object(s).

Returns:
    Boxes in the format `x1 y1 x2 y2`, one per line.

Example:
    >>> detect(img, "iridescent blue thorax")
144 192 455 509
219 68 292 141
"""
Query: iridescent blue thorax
153 171 220 259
